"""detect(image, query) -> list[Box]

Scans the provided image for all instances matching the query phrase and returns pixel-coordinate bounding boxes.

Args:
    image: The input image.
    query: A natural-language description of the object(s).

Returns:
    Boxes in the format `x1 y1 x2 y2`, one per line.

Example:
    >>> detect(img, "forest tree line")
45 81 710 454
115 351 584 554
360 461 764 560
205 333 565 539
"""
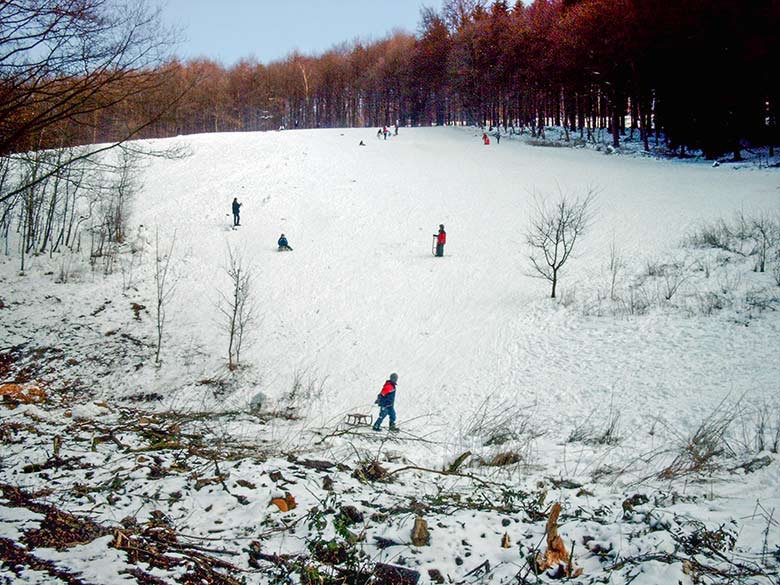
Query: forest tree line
2 0 779 163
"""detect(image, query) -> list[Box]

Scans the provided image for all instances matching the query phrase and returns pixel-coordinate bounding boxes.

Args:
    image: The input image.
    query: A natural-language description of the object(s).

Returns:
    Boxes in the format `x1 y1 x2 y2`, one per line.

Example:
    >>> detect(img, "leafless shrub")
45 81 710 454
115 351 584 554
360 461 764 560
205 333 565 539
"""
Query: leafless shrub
686 219 736 251
695 290 730 315
526 138 572 148
120 247 141 292
687 211 780 275
607 236 624 301
737 402 780 455
558 285 577 308
278 368 328 418
749 213 780 273
55 252 81 284
641 257 693 302
762 413 777 454
464 392 542 447
692 257 711 279
567 398 622 446
644 259 663 277
620 281 652 316
659 261 691 301
658 401 738 480
743 289 780 312
614 513 775 583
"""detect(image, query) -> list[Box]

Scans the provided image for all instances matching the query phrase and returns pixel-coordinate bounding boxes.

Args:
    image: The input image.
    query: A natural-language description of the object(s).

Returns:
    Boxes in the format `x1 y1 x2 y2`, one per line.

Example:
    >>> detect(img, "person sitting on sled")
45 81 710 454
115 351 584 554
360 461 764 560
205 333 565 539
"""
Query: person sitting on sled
373 373 398 432
277 233 293 251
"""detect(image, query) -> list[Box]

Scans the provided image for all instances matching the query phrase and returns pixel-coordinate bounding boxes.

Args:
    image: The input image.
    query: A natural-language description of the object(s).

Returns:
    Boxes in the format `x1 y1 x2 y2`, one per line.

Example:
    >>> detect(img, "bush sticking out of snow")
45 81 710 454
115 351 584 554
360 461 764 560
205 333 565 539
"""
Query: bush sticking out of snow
460 391 544 468
658 399 737 480
566 209 780 320
568 401 622 447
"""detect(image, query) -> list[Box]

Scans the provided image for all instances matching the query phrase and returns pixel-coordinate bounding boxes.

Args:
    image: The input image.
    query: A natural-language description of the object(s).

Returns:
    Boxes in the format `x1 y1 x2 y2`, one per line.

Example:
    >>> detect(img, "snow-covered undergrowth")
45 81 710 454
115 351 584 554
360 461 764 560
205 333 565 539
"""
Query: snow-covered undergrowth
1 127 779 584
500 124 780 169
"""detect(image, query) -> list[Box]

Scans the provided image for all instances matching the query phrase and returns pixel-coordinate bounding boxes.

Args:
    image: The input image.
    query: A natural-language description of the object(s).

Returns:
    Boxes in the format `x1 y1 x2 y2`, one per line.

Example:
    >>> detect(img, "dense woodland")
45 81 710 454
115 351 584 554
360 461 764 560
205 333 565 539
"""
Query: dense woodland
2 0 779 166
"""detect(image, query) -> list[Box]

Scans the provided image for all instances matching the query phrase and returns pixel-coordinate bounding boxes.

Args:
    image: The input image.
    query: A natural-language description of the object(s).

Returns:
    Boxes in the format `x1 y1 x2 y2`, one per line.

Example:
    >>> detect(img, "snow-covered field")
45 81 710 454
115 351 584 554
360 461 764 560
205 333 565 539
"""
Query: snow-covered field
1 127 779 584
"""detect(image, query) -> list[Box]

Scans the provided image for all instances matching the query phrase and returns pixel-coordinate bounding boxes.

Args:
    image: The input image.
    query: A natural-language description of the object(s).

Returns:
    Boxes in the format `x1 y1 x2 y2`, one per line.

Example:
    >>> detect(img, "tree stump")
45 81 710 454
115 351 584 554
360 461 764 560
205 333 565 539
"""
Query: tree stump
411 516 429 546
535 502 582 577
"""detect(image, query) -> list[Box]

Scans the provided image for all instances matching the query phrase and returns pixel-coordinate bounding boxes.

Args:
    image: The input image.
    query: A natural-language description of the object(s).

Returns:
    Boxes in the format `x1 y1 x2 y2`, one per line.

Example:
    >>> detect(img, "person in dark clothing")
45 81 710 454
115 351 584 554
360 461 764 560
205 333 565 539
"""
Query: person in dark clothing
434 224 446 257
232 198 242 226
277 233 293 251
373 372 398 431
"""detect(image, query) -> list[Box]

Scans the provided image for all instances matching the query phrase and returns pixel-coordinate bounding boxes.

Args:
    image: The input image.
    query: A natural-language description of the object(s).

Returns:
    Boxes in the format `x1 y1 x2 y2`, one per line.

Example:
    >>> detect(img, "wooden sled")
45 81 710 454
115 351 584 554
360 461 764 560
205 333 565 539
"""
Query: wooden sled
345 413 373 427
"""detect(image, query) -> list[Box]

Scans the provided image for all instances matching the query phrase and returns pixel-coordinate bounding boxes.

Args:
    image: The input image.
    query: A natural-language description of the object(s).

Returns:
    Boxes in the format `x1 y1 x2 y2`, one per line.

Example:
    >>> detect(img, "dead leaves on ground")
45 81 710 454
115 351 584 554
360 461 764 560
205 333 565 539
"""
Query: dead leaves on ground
0 383 46 407
270 492 297 512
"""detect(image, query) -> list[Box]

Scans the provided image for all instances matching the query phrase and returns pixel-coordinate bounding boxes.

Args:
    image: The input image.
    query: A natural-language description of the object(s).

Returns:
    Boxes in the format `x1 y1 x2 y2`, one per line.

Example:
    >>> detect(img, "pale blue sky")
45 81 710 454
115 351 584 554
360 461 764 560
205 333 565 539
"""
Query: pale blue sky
159 0 444 65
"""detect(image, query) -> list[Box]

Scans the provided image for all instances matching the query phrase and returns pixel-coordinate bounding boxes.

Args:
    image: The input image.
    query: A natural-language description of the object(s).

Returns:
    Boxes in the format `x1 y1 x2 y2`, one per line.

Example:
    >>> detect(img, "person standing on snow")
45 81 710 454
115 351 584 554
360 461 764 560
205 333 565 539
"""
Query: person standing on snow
434 224 446 257
373 373 398 432
232 197 242 227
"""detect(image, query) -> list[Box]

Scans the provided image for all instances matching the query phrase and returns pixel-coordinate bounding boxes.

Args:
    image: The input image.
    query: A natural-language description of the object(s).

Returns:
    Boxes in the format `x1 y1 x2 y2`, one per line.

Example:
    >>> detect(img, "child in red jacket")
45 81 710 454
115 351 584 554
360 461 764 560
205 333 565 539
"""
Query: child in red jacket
372 373 398 431
434 224 446 257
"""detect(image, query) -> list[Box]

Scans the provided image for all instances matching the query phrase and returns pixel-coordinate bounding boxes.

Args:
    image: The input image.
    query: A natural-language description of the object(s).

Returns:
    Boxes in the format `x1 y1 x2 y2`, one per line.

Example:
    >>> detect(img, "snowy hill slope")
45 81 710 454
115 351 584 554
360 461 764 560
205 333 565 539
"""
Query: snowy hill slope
1 126 779 584
135 127 779 449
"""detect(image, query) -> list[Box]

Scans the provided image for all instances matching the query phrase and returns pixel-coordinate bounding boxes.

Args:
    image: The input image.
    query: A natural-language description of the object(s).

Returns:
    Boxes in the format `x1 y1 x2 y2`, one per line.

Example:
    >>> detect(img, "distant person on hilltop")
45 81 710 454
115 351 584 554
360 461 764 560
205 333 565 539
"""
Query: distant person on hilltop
277 233 293 251
482 133 490 145
377 128 382 140
434 224 446 257
373 372 399 432
232 197 242 227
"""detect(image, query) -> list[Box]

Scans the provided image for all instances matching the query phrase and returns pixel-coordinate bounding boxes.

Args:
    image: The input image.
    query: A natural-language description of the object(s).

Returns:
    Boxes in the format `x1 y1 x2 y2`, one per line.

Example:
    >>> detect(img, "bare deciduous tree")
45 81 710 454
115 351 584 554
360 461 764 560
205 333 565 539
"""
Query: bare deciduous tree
0 0 178 205
218 245 256 370
526 188 597 299
154 228 177 365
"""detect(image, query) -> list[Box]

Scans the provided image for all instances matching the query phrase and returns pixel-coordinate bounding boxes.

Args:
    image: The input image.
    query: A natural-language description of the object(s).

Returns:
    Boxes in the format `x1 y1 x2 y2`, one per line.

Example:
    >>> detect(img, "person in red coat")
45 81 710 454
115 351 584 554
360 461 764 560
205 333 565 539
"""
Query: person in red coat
434 224 446 257
372 373 398 431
